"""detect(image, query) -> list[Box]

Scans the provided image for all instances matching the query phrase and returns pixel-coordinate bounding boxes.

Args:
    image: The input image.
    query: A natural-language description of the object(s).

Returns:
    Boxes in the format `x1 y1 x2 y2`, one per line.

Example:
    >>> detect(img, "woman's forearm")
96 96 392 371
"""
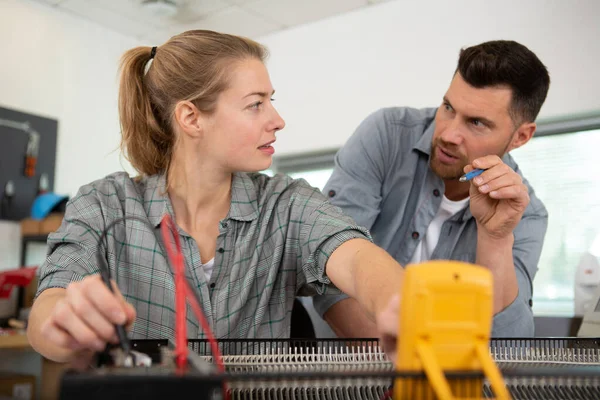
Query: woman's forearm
326 238 404 319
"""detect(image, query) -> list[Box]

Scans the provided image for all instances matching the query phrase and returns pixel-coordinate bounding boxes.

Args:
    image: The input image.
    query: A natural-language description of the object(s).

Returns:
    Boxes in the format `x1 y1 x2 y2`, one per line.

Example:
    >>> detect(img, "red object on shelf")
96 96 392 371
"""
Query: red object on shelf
0 267 37 299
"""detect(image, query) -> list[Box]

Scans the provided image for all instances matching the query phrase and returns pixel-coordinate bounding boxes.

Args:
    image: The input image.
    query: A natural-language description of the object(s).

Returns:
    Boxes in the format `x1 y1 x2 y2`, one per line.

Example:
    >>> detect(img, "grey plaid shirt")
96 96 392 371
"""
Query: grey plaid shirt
36 172 370 340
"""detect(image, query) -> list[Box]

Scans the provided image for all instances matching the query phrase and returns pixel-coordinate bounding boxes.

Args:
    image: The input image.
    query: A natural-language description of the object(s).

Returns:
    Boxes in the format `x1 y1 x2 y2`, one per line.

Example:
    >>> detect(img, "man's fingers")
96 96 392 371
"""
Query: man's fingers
476 173 522 194
472 155 503 170
471 162 516 184
489 184 530 203
464 156 507 178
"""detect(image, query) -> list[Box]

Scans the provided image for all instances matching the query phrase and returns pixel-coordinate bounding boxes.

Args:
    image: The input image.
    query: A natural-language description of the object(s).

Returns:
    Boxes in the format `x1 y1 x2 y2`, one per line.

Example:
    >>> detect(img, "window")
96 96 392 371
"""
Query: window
288 168 333 191
511 127 600 316
273 149 337 191
272 117 600 317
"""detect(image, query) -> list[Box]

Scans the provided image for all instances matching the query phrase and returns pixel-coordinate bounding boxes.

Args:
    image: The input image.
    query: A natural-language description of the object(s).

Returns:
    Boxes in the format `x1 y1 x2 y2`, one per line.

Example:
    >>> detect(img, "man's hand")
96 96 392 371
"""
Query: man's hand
467 155 530 239
376 295 400 363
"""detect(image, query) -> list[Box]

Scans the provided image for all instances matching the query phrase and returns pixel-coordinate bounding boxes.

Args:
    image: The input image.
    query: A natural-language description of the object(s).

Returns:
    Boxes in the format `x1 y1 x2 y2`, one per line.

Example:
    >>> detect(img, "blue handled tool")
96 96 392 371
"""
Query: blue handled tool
459 168 485 182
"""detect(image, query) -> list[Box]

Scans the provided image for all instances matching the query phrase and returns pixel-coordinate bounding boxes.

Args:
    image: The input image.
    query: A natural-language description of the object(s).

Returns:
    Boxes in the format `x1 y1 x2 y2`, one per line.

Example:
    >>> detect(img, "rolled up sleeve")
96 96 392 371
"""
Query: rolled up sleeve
491 203 548 337
35 187 106 298
491 267 534 337
286 181 372 296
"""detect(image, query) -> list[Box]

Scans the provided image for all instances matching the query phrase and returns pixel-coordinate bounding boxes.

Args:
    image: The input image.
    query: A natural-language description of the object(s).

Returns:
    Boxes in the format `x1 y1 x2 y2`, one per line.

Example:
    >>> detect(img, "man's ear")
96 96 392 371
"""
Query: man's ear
507 122 536 152
173 100 202 138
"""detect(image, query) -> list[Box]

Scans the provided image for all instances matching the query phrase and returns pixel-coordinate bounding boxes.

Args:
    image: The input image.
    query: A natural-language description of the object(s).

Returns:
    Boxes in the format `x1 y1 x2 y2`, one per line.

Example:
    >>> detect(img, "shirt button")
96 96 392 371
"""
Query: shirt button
220 222 228 228
412 232 420 240
433 189 440 197
210 283 216 289
328 190 336 198
217 248 225 254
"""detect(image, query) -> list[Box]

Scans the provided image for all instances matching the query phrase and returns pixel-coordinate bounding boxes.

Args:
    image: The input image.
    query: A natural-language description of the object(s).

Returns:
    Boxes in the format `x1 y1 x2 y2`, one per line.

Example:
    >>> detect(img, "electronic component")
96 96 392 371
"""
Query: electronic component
60 341 219 400
94 348 153 368
60 338 600 400
394 261 509 399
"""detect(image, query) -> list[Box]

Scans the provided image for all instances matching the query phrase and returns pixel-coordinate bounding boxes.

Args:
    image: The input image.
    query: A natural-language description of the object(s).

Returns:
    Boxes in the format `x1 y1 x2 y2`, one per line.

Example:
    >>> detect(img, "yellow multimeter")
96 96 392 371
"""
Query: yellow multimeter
394 260 510 400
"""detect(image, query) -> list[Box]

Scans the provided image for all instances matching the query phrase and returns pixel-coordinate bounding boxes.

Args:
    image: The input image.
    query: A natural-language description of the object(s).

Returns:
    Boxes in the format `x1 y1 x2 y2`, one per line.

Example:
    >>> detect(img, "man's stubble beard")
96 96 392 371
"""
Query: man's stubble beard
430 141 468 180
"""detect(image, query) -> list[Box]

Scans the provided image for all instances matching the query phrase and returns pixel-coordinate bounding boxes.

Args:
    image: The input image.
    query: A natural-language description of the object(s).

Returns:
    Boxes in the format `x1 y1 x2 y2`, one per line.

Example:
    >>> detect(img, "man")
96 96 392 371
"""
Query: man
314 40 550 338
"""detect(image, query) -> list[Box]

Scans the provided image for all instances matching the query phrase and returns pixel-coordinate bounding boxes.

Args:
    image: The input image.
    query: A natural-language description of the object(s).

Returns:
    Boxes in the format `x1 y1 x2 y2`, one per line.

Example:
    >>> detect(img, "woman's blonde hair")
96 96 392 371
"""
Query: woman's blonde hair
118 30 268 176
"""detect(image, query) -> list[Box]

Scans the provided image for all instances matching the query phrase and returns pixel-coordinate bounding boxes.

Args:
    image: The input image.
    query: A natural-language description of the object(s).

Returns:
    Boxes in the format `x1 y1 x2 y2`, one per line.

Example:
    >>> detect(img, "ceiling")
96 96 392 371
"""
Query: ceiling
33 0 391 43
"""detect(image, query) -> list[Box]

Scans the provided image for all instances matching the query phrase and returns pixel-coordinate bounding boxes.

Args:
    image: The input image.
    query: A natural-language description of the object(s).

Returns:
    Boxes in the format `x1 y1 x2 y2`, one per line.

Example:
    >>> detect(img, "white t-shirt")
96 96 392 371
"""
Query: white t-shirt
409 195 470 265
201 257 215 282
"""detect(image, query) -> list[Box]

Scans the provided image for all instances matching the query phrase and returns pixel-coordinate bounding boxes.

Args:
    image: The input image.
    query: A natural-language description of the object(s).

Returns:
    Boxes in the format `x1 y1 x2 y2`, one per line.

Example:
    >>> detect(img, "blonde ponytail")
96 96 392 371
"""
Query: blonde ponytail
118 46 173 176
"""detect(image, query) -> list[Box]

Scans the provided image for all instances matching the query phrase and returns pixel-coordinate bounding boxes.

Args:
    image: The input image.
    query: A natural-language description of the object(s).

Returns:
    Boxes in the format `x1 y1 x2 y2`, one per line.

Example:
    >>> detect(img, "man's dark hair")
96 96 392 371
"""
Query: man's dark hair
456 40 550 125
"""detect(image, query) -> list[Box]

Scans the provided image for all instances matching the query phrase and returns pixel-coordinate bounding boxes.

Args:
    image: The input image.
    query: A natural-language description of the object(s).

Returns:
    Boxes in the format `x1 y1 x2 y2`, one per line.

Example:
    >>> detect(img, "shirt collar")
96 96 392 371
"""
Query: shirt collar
143 174 171 228
412 116 436 156
228 172 260 222
143 172 260 228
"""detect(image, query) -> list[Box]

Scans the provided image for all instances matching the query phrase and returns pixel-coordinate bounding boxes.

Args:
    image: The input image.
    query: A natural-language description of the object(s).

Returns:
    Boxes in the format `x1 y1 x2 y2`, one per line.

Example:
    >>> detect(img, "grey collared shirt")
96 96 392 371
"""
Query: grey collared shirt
36 172 370 340
314 107 548 337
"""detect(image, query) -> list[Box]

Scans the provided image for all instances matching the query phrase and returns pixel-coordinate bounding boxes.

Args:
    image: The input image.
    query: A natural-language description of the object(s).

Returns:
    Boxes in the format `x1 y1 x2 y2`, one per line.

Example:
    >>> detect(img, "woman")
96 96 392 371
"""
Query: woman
27 30 402 363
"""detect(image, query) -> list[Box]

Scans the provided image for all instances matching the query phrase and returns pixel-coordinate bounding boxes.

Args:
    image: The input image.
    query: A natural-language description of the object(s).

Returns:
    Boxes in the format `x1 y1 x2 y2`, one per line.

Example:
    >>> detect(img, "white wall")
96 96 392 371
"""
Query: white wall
3 0 599 192
0 0 139 197
260 0 600 156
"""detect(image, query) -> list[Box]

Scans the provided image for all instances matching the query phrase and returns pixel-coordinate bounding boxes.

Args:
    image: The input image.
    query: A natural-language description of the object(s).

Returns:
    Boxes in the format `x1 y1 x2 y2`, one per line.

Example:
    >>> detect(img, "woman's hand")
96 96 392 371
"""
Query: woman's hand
39 275 136 354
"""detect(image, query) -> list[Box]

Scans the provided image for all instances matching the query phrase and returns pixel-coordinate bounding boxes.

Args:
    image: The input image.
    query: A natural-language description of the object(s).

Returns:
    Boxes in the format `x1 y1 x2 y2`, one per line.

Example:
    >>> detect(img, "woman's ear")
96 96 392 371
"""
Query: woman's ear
173 101 202 138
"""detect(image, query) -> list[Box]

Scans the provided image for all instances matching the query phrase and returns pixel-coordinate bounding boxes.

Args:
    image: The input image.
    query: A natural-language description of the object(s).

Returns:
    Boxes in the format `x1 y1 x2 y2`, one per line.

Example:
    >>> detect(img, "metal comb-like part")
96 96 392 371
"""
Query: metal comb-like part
490 338 600 368
144 338 600 400
191 338 600 370
199 343 391 374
